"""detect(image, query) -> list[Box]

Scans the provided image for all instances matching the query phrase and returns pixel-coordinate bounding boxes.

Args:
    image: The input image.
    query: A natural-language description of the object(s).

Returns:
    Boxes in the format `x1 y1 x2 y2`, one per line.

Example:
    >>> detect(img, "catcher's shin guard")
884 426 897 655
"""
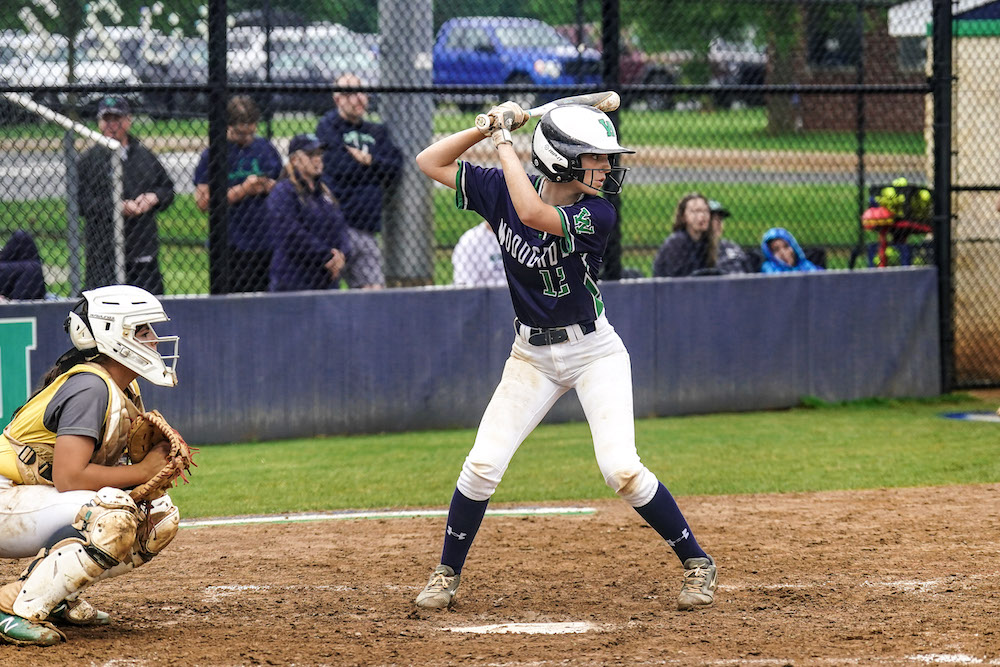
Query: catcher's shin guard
85 494 181 586
0 488 138 622
135 494 179 561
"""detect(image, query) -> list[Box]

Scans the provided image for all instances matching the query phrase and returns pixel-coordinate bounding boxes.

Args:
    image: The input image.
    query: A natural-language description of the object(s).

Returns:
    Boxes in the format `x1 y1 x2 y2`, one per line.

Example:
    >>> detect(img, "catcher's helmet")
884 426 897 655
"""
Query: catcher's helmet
65 285 179 387
531 105 634 194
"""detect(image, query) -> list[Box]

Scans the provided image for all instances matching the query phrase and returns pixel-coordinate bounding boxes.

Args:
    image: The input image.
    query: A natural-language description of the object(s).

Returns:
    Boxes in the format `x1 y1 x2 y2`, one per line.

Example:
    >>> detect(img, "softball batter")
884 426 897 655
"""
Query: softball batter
413 102 717 611
0 285 181 646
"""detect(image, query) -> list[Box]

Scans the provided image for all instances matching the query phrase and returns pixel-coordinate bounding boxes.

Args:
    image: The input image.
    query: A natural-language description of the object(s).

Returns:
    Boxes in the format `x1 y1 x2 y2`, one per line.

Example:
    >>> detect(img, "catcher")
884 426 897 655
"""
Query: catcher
0 285 193 646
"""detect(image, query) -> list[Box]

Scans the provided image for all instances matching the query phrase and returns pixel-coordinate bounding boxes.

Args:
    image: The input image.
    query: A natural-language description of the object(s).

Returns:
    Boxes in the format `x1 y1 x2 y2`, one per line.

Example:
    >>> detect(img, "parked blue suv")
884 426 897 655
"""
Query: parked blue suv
433 16 601 109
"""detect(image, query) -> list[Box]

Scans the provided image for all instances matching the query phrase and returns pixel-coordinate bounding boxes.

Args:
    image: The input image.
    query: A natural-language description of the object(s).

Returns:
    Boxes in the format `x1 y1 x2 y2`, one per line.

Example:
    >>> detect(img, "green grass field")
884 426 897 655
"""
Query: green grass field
167 395 1000 518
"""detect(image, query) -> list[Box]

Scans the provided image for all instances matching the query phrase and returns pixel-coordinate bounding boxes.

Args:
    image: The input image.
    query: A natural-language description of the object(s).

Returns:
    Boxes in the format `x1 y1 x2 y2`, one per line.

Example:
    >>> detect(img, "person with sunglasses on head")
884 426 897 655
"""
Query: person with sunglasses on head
0 285 181 646
412 100 718 613
267 134 351 291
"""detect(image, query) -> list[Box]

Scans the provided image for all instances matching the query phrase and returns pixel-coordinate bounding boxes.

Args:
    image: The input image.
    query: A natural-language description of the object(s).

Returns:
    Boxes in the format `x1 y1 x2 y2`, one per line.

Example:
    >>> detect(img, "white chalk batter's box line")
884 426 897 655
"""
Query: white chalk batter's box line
202 583 418 600
716 574 991 593
203 575 985 601
180 506 596 528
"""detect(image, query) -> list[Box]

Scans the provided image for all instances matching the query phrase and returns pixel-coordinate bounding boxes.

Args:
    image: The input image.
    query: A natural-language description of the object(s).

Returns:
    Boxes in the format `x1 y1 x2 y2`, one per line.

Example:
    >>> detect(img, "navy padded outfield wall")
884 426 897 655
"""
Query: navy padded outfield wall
0 267 940 445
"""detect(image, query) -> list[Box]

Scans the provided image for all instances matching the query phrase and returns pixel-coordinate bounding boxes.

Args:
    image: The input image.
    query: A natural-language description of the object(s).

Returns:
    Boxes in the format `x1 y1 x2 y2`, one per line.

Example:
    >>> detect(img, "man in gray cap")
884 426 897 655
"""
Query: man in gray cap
707 198 751 274
77 96 174 293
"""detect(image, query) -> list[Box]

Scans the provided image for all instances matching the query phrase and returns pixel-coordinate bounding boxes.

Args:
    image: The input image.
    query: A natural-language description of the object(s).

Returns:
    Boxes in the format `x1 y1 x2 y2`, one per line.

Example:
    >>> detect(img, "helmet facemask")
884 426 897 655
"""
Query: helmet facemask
68 285 179 387
565 154 629 195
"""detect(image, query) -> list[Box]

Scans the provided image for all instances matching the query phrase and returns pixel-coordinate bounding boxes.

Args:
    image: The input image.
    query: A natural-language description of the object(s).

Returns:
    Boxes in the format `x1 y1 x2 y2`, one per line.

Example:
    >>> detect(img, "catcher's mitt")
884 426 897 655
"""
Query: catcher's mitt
126 410 196 502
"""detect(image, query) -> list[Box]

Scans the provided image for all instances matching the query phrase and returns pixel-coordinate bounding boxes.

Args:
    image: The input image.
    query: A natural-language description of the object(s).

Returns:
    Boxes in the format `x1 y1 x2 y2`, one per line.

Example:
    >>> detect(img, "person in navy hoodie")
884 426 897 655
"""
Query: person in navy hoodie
0 231 45 301
315 73 401 289
267 134 351 291
194 96 282 292
760 227 823 273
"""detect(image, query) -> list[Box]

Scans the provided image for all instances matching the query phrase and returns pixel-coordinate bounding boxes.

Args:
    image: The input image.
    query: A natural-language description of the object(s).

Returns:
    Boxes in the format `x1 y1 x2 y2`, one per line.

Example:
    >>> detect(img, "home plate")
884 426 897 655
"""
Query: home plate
445 622 596 634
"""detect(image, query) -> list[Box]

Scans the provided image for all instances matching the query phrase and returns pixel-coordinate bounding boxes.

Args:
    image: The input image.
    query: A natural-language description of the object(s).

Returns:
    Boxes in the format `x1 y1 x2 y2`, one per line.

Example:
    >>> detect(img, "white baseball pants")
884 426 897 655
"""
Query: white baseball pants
0 475 98 558
457 315 660 507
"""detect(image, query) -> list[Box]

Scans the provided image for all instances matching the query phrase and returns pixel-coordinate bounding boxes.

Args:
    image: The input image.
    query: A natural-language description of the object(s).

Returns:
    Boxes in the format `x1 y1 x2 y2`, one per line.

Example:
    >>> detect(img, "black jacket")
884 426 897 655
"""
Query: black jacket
78 136 174 289
653 231 751 277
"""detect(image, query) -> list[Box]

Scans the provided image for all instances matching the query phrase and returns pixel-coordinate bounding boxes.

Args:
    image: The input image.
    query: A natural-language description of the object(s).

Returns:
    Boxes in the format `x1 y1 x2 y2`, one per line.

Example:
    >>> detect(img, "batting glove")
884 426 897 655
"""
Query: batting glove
490 113 514 148
478 102 527 137
496 101 528 130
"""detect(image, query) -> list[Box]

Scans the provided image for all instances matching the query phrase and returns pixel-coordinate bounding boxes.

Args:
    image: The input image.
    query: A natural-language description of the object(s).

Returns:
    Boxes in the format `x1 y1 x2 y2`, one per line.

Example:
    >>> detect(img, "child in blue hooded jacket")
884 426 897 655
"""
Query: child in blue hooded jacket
760 227 822 273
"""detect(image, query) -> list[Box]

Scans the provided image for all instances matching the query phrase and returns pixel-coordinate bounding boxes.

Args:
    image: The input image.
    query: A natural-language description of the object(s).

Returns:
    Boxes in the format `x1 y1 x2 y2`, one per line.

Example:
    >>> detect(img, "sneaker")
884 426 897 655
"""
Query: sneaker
677 556 717 611
50 598 111 626
415 564 461 609
0 611 66 646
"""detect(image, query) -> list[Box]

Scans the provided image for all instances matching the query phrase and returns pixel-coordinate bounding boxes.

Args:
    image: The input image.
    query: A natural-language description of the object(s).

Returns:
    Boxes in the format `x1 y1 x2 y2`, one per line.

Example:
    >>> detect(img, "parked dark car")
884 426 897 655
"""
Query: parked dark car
555 23 682 110
708 37 766 108
240 51 332 114
140 36 210 118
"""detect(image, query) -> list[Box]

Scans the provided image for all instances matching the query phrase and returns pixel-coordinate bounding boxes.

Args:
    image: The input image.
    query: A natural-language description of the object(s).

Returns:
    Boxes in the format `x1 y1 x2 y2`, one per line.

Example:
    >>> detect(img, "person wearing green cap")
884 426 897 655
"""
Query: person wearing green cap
78 96 174 294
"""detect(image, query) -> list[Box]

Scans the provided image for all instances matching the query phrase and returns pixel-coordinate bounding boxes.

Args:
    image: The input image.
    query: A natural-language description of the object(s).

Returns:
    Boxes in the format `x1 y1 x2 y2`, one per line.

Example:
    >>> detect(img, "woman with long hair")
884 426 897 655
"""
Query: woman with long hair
267 133 351 291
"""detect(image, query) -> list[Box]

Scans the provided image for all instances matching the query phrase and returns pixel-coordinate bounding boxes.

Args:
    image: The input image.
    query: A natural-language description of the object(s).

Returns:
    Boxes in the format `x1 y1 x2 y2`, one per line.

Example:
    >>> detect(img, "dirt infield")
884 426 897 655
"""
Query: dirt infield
2 484 998 666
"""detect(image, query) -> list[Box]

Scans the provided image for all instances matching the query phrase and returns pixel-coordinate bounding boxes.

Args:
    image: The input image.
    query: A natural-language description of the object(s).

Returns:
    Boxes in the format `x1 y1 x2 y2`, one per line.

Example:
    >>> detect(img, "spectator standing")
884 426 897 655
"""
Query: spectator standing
315 74 402 289
760 227 823 273
0 231 45 301
78 96 174 294
267 134 351 292
452 221 506 287
707 199 752 274
193 96 282 292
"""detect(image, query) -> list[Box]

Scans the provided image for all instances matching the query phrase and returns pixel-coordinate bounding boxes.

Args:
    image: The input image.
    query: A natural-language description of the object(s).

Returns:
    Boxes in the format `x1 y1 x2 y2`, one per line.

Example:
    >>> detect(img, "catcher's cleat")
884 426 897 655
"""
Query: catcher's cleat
0 611 66 646
50 598 112 626
415 564 461 609
677 556 718 611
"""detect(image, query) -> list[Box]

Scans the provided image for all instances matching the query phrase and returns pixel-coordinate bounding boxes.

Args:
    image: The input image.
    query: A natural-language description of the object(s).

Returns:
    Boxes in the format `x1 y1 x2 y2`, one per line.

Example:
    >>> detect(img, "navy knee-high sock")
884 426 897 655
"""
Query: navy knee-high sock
440 488 489 574
634 482 708 564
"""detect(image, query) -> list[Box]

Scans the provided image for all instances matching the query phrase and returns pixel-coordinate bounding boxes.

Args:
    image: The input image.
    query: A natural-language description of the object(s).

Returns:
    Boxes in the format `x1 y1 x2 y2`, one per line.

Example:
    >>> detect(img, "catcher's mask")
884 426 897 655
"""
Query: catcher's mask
64 285 179 387
531 105 634 195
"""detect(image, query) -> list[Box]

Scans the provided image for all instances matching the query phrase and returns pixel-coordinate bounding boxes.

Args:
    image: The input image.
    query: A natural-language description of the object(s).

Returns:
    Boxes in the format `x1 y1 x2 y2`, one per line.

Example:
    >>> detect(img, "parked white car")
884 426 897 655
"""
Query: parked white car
228 23 379 85
0 32 139 114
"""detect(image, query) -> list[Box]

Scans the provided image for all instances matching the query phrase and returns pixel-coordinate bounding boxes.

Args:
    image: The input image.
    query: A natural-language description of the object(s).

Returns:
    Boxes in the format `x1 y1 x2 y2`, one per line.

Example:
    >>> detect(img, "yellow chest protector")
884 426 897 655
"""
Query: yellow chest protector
0 362 144 485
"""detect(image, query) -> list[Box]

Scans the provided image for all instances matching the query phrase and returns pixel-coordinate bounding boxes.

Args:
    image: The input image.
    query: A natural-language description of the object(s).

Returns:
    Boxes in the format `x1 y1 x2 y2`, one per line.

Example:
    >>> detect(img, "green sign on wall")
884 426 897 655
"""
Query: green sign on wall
0 318 37 429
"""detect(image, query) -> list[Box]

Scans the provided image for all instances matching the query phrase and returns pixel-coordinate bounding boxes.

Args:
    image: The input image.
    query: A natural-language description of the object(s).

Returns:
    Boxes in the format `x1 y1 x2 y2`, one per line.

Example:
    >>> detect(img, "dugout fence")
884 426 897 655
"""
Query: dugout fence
0 0 994 389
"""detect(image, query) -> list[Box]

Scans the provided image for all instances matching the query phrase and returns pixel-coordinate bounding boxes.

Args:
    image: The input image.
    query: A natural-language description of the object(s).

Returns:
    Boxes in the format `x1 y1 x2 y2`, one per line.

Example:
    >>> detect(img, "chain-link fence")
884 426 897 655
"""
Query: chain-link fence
0 0 994 386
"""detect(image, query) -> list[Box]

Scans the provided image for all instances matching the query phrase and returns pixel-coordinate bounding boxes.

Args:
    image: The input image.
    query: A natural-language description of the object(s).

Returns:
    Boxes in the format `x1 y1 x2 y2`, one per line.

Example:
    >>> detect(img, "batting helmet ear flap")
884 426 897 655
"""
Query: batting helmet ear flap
65 300 97 352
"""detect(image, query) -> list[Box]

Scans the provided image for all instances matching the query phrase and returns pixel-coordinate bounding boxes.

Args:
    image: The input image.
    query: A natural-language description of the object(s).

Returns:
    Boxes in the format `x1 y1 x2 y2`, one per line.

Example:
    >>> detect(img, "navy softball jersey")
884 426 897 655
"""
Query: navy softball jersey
456 161 615 329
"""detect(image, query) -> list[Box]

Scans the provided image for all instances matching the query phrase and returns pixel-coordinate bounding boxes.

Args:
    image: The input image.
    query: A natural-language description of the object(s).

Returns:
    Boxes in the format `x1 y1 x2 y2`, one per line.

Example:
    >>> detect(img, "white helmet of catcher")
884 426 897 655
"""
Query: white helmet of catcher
531 105 634 194
65 285 179 387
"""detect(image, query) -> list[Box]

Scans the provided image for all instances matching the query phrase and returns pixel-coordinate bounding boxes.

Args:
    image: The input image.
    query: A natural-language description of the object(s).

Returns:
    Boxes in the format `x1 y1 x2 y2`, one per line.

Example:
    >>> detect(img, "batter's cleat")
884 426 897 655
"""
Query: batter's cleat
0 611 66 646
677 555 717 611
50 598 111 626
415 564 461 609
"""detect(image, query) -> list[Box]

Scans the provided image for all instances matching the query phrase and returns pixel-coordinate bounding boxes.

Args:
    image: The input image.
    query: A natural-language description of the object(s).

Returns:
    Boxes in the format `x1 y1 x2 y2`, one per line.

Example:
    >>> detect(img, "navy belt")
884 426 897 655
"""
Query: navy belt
515 318 597 346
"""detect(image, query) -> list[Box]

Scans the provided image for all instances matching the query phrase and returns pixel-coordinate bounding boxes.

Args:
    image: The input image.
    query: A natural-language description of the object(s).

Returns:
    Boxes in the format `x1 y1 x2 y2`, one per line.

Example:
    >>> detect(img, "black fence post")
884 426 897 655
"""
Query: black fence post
207 0 230 295
600 0 623 281
931 0 954 392
852 0 867 269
